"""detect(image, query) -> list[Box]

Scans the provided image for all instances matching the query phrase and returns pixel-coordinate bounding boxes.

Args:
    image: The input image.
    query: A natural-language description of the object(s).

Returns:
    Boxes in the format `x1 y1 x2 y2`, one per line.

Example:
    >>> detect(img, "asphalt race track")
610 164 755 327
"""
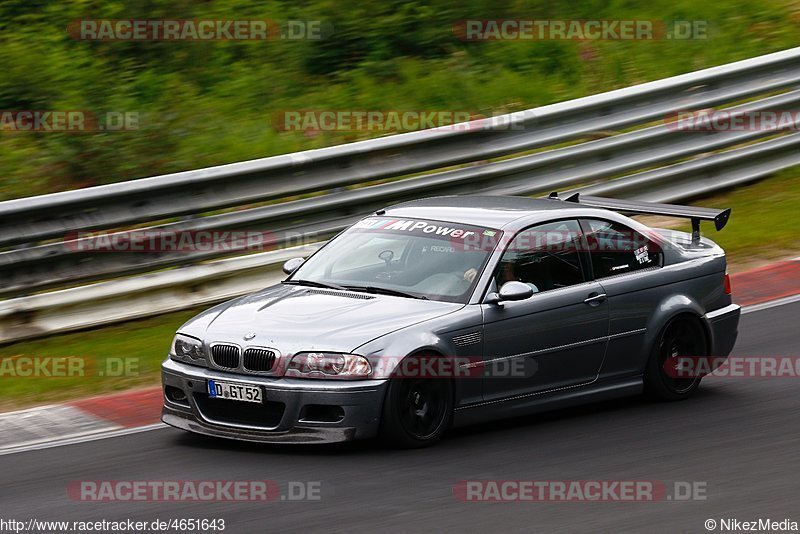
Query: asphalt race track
1 300 798 533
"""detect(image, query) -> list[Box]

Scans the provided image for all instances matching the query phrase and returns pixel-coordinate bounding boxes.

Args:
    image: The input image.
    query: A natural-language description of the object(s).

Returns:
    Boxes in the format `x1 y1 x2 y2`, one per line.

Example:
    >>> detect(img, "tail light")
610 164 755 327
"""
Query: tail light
724 273 732 295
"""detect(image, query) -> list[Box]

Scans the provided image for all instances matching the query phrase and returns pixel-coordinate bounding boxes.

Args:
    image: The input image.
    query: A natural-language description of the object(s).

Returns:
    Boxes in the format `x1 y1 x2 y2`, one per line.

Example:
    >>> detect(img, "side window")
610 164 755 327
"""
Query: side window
581 219 663 278
494 220 585 294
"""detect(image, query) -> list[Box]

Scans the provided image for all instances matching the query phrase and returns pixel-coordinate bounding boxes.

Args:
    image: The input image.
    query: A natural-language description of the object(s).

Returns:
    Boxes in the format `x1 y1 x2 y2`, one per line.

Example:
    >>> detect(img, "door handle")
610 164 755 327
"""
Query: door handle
584 292 607 305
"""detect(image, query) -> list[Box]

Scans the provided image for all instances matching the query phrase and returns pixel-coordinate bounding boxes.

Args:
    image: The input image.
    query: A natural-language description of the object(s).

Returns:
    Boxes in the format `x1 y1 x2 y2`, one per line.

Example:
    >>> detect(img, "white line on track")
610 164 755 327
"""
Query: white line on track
0 423 166 457
742 293 800 314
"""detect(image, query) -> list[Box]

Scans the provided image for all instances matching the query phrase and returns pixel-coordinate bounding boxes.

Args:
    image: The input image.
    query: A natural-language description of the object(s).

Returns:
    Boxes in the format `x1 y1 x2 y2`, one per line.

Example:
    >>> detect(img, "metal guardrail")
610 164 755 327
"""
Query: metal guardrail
3 46 799 247
1 46 800 340
0 243 322 343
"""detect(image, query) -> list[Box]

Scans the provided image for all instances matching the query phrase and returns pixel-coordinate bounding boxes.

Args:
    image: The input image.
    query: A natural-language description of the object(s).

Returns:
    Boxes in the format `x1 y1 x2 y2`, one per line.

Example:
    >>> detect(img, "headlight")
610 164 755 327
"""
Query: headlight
286 352 372 379
169 333 207 366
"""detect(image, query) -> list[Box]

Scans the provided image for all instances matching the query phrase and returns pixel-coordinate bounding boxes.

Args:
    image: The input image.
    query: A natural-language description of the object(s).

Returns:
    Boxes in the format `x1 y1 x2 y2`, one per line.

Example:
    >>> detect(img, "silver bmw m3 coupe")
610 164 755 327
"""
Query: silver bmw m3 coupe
162 194 740 447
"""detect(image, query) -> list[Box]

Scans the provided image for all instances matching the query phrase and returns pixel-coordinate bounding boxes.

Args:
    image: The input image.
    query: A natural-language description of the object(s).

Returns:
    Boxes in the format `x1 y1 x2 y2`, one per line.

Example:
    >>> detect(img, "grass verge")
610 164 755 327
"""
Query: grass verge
0 308 204 411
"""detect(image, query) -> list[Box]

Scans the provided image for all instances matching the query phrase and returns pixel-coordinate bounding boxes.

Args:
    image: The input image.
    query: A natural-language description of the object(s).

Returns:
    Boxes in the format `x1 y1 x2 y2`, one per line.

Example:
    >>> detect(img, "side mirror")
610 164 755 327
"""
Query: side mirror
282 257 305 275
486 281 534 304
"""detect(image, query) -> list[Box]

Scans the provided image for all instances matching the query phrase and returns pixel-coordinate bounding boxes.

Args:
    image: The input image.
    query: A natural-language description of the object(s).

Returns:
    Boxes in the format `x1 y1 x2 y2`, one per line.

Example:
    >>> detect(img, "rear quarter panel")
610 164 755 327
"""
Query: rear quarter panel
597 253 730 379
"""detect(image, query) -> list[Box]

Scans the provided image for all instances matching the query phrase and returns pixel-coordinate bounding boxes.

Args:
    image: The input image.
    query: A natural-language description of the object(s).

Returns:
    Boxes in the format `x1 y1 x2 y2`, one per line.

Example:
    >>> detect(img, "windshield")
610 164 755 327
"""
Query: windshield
288 217 502 303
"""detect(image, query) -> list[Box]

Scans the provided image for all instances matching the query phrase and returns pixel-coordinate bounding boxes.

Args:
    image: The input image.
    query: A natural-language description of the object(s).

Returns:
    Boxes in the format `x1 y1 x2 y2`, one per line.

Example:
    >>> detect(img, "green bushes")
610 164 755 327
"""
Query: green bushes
0 0 797 200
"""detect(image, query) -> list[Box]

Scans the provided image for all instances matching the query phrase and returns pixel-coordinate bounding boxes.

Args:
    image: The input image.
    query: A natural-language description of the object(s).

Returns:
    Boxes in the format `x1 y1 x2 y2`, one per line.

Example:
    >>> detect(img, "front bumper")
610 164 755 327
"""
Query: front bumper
161 358 388 444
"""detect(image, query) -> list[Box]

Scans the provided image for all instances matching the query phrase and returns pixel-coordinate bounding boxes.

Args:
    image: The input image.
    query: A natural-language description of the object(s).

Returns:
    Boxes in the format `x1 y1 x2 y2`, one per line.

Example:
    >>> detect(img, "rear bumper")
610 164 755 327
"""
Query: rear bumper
161 358 388 444
704 303 741 361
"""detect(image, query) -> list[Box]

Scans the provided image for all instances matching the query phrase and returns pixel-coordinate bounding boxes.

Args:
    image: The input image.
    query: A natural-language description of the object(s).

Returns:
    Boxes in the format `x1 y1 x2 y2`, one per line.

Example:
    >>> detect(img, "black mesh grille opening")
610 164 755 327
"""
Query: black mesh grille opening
211 344 240 369
243 348 276 372
194 393 284 428
164 386 189 407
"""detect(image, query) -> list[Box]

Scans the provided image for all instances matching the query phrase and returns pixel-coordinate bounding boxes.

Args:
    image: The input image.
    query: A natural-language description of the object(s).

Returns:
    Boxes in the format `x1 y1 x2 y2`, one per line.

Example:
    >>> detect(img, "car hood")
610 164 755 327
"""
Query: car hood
180 284 463 355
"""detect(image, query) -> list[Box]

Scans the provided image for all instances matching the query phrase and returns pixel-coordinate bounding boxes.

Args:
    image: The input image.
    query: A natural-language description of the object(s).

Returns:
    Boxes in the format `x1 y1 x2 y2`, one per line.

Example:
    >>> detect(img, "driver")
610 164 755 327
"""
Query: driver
495 261 539 294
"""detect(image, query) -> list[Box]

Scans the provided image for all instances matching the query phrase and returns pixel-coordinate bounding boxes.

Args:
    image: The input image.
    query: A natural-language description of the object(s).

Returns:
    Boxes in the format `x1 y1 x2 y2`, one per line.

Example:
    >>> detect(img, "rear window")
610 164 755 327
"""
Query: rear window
582 219 663 278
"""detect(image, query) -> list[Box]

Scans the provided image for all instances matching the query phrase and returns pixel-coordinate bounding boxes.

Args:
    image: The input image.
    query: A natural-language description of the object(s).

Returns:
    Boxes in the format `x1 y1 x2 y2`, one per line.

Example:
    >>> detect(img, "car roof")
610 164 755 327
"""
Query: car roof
383 195 586 229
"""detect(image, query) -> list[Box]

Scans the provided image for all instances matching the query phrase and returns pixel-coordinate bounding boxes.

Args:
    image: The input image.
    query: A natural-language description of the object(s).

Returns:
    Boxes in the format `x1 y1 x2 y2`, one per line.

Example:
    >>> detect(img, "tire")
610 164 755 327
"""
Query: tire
379 355 454 448
644 316 707 401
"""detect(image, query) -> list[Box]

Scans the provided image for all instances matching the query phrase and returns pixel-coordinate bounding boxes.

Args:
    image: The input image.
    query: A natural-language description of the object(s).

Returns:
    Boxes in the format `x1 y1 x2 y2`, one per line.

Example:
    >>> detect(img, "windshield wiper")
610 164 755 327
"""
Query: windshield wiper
282 279 348 291
345 285 428 300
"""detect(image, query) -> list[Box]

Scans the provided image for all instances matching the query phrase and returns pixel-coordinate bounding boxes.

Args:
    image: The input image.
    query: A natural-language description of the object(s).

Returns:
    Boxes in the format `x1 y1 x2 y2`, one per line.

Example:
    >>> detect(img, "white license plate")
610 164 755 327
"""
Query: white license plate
207 379 262 403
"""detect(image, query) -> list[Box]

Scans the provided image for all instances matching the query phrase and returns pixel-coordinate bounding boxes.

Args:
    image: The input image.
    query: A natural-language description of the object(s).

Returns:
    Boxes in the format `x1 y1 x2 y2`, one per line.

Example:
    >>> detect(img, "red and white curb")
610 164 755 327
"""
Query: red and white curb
734 256 800 314
0 258 798 455
0 387 163 456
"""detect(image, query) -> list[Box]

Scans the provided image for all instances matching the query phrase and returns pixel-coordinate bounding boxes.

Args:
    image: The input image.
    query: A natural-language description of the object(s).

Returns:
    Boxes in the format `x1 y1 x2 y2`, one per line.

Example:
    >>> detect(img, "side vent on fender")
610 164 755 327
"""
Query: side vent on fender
453 332 482 347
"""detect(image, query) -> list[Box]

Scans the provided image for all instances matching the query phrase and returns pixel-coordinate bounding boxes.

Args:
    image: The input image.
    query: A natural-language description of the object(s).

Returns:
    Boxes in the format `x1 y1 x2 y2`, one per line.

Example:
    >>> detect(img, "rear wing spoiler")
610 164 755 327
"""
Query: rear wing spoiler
549 192 731 244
